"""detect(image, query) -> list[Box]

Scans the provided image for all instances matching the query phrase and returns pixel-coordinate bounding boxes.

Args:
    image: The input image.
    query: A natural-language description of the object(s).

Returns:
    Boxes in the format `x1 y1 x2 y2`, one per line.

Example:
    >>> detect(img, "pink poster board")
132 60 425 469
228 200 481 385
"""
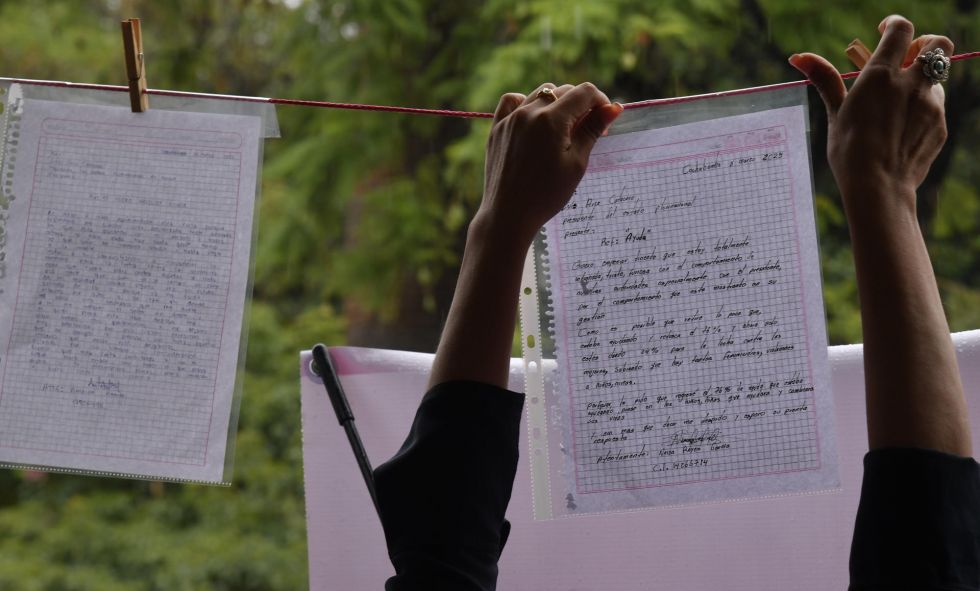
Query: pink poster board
301 330 980 590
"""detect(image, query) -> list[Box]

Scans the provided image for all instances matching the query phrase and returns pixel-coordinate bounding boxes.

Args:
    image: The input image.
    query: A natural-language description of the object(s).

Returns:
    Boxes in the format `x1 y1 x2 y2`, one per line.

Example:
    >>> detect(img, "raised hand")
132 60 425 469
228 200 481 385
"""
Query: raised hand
429 82 621 390
479 82 622 245
791 16 970 455
790 16 953 215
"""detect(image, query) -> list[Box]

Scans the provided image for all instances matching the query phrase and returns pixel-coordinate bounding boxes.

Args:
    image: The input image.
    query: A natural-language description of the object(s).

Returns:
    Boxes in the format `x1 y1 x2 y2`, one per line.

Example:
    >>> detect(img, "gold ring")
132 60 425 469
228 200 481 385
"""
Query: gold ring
536 87 557 103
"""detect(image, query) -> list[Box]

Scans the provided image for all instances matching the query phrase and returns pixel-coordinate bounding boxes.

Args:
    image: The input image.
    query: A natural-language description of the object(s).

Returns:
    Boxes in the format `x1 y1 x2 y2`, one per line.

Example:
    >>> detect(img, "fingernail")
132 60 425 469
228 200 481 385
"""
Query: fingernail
603 103 624 120
878 16 890 33
788 55 806 73
601 104 623 136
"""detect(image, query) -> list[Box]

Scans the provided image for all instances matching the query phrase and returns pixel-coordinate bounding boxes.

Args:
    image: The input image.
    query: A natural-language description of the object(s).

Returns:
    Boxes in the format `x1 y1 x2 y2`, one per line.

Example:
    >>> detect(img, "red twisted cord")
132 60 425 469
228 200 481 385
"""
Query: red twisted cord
2 50 977 119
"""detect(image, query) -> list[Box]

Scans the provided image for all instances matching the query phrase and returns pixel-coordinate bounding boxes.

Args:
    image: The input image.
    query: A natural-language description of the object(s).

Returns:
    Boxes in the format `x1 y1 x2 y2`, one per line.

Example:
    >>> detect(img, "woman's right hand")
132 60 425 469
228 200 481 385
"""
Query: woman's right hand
789 15 952 216
793 16 971 458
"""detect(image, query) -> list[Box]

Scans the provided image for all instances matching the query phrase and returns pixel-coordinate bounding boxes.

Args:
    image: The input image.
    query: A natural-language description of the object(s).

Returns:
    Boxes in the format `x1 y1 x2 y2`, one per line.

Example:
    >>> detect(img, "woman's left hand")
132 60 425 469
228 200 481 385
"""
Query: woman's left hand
479 82 623 245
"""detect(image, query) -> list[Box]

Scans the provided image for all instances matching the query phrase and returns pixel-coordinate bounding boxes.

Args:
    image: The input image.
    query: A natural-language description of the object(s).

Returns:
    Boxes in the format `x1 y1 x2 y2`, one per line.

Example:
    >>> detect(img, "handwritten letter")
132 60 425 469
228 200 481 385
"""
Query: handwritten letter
545 106 837 512
0 99 261 482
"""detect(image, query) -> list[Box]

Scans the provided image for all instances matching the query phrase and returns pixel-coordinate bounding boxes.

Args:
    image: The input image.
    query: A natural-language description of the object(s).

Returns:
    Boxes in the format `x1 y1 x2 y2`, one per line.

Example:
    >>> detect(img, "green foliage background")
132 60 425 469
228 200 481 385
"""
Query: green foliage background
0 0 978 588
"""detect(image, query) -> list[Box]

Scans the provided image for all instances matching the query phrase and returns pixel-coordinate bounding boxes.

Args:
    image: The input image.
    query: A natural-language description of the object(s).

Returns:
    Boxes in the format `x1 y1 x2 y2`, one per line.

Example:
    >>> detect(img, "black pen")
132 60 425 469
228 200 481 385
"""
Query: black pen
311 343 381 520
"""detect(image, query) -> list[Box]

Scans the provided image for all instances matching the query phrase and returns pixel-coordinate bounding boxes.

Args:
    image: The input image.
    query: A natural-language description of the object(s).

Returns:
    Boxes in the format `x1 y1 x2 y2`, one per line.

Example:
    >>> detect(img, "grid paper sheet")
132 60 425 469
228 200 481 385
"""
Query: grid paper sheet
0 98 262 482
535 105 837 515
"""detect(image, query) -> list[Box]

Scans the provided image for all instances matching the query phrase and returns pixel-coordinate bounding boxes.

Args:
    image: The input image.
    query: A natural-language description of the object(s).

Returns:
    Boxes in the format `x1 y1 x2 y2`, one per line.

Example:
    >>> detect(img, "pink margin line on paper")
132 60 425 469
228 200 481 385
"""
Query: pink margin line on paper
39 133 241 154
587 141 786 175
38 134 244 154
40 117 243 149
782 118 825 471
592 129 788 157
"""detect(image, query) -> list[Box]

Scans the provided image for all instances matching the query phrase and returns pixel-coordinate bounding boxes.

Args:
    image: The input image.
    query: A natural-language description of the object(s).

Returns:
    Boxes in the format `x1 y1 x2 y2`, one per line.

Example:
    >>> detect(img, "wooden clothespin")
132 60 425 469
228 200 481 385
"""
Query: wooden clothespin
121 18 149 112
846 38 872 70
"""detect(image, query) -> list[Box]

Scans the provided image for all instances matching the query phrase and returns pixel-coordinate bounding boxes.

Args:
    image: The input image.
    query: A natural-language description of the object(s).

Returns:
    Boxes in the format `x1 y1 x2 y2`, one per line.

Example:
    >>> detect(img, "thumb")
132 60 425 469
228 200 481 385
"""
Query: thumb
790 53 846 120
572 102 624 158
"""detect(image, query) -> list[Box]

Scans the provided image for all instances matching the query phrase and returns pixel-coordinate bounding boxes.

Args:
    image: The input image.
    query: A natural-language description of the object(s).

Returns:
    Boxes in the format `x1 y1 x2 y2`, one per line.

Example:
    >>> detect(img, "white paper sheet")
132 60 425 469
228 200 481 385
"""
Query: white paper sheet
0 96 262 482
535 106 838 514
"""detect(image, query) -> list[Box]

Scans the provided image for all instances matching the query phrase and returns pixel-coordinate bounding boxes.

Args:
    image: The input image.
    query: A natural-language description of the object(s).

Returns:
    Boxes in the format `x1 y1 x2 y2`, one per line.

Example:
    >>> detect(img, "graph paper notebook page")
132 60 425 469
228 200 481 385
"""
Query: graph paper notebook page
521 99 838 517
0 90 264 483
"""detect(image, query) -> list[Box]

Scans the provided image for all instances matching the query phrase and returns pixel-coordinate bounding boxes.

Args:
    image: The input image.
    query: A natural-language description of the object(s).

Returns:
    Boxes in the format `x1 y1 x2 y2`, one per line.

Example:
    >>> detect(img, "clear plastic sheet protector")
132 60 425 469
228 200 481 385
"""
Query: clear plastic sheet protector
520 86 839 518
0 82 278 484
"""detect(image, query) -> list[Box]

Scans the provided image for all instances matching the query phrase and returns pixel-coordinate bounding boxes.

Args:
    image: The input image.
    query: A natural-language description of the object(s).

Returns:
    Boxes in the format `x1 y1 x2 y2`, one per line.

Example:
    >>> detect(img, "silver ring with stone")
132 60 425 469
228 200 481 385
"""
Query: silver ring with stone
917 48 951 84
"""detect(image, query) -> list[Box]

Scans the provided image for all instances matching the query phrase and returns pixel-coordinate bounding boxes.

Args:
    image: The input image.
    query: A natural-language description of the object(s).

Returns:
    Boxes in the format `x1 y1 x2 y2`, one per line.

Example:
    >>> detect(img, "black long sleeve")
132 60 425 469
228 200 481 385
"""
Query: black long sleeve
373 381 524 591
850 447 980 591
374 384 980 590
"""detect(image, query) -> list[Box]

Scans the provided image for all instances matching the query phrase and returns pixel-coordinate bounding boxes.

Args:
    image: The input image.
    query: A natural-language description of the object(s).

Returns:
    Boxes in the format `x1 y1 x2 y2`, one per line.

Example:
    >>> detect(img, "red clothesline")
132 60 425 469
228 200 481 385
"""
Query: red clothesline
2 50 978 119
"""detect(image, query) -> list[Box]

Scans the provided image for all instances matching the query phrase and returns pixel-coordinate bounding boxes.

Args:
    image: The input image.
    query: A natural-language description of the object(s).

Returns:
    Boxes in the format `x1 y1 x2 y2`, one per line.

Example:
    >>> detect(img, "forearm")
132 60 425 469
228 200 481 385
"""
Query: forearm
427 83 618 390
428 212 531 390
843 182 971 455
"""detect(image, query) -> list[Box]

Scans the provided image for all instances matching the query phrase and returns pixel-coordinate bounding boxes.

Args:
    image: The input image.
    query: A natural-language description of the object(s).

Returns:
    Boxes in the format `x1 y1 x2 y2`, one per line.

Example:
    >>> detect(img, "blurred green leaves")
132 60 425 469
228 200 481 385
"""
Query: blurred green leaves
0 0 978 588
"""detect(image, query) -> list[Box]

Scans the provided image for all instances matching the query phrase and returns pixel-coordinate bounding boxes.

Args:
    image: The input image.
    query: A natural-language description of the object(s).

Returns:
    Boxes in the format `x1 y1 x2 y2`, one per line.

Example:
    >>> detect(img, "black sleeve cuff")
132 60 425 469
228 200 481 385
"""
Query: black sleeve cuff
374 381 525 591
850 447 980 591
